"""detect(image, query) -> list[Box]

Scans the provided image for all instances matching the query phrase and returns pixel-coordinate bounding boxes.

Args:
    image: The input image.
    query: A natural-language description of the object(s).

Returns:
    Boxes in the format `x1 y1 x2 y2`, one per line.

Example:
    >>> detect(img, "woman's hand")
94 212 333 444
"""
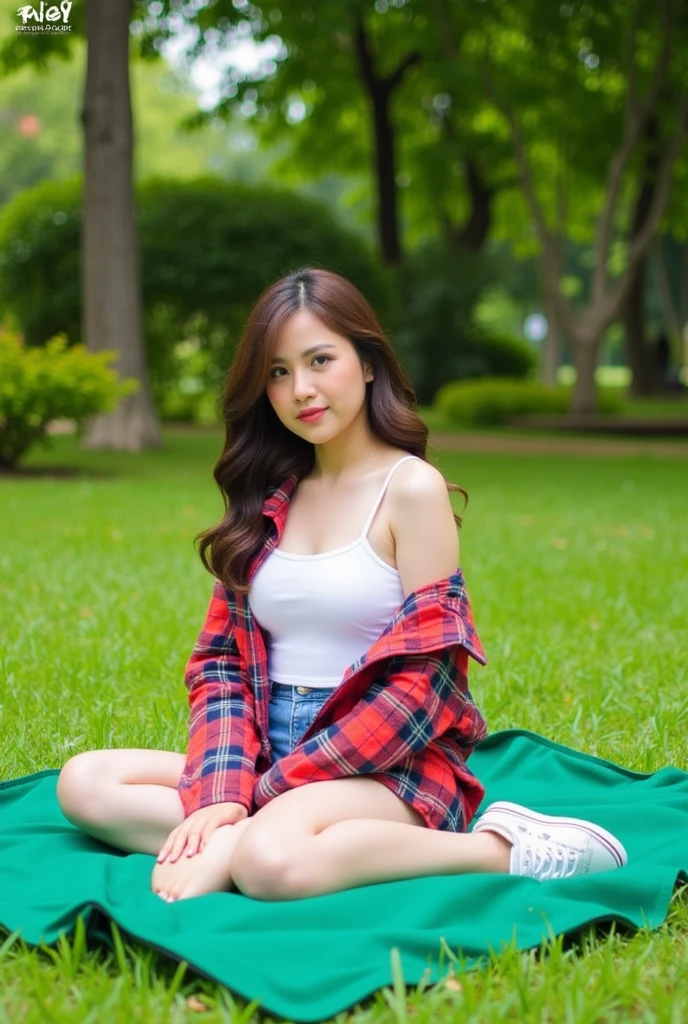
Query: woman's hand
157 802 249 864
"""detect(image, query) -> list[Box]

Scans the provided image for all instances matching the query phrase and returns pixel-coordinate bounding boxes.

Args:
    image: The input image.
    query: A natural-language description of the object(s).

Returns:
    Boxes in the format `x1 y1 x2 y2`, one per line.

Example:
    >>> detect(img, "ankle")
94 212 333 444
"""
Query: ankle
473 829 512 872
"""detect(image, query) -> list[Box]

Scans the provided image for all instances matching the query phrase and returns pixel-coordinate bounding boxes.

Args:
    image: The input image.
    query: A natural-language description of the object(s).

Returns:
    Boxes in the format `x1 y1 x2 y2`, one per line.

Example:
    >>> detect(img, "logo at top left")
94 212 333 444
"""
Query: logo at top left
16 2 73 33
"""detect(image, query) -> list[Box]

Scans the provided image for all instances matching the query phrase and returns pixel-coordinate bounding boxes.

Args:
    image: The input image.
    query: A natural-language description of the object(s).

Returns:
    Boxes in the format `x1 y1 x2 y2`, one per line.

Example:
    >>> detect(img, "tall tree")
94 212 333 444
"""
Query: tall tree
351 4 419 264
159 0 515 267
1 0 162 449
80 0 160 449
484 0 688 413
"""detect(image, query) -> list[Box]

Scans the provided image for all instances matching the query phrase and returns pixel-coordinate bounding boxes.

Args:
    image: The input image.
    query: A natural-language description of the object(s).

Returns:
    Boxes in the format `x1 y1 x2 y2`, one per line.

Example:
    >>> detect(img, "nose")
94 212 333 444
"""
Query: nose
292 368 317 402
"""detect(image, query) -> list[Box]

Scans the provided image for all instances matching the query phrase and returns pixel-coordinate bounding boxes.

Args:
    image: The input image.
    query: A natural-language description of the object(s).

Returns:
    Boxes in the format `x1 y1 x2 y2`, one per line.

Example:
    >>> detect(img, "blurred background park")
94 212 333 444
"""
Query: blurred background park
1 3 687 1021
1 0 688 465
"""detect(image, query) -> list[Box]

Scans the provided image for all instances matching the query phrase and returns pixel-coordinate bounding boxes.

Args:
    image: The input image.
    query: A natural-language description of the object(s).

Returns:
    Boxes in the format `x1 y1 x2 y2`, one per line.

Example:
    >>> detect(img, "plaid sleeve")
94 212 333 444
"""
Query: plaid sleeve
177 581 261 817
253 647 483 807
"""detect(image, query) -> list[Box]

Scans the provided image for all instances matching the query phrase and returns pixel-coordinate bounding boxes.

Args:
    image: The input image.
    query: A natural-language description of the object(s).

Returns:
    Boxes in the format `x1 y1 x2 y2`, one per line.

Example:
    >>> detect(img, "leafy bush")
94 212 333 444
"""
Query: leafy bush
435 377 623 427
0 328 136 469
447 333 537 382
0 177 391 420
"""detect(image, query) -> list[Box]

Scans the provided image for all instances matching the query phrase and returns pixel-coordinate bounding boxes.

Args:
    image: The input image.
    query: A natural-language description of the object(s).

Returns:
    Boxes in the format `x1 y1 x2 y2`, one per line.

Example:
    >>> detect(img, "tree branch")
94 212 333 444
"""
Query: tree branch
628 97 688 264
627 0 671 138
484 60 579 336
353 8 377 92
592 0 672 303
385 49 421 94
353 8 420 97
483 61 554 257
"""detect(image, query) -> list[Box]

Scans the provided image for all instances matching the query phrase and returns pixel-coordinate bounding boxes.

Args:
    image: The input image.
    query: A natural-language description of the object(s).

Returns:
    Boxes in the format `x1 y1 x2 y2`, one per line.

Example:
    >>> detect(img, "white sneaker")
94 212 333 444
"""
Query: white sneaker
473 801 628 881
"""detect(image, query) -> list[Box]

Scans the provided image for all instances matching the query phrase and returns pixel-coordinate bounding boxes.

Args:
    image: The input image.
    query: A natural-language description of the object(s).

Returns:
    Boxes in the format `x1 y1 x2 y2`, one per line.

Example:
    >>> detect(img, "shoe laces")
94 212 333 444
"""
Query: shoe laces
521 836 583 880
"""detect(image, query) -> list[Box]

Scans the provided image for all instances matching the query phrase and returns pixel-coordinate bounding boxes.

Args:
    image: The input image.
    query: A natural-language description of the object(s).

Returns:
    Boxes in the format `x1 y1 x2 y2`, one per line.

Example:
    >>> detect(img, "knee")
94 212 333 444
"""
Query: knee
56 751 113 827
230 827 312 901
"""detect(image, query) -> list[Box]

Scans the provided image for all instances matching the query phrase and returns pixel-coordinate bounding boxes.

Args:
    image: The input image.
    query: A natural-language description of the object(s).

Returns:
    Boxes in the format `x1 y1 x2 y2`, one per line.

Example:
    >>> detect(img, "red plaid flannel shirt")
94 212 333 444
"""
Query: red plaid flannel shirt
178 474 488 831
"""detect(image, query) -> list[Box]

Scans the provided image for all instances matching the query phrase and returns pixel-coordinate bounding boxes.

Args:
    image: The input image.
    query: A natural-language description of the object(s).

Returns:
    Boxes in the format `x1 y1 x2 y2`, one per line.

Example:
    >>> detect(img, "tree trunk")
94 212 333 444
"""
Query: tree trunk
621 117 659 399
541 292 561 386
352 12 420 267
653 236 683 348
570 339 599 415
369 85 401 265
682 242 688 381
624 257 654 397
453 161 493 253
80 0 160 450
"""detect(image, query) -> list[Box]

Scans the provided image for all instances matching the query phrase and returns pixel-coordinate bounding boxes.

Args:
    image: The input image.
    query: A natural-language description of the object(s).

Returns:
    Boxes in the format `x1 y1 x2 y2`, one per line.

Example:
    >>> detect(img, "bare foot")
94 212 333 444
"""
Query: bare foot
152 819 251 902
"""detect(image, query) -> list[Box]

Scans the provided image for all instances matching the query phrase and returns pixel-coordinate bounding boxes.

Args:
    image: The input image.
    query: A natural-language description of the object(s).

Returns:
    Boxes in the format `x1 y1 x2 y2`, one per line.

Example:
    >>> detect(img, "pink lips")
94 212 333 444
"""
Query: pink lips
297 408 327 424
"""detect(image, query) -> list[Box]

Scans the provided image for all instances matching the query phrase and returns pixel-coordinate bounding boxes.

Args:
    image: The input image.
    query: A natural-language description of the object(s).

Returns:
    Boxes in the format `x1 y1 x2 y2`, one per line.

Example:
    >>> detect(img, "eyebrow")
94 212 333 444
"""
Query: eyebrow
270 343 337 365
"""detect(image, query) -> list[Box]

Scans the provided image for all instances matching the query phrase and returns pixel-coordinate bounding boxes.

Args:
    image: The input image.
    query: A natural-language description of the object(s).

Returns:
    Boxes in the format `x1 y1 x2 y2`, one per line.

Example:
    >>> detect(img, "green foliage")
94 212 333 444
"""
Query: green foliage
0 177 82 346
0 327 136 469
461 334 537 380
392 241 535 403
436 377 623 427
0 31 276 207
0 176 389 418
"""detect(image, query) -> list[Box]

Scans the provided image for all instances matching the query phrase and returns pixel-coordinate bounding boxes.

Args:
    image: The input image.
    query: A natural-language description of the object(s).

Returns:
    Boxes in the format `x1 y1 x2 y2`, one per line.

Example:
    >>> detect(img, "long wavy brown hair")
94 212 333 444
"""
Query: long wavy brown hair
197 267 466 591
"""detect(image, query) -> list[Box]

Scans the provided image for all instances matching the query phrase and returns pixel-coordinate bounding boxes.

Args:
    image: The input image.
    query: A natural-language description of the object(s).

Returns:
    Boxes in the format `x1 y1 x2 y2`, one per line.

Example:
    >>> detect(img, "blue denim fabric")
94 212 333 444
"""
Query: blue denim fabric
267 682 337 761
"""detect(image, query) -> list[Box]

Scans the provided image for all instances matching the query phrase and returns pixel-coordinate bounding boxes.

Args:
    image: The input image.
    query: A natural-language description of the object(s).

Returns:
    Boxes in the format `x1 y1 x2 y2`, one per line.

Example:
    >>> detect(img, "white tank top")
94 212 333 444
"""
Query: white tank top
249 455 420 687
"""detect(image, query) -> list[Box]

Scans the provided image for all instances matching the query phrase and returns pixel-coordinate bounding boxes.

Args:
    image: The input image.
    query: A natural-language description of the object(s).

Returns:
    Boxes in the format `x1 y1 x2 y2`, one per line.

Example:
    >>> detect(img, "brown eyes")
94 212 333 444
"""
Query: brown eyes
269 355 332 380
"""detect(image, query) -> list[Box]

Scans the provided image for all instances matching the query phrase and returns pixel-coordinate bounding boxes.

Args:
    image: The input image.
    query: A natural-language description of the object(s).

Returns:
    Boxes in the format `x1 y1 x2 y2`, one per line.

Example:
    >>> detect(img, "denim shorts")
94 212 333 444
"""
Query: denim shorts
267 681 337 761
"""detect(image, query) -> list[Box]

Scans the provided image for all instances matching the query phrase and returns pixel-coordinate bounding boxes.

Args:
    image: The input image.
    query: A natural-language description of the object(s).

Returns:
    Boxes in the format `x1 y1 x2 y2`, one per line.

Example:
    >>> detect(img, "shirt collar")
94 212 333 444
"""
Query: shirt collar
262 474 299 521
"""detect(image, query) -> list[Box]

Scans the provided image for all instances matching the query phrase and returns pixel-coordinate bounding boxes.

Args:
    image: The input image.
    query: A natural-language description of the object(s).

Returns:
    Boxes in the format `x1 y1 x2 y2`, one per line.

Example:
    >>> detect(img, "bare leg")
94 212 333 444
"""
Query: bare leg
230 778 511 901
57 749 187 855
279 816 508 895
57 749 253 901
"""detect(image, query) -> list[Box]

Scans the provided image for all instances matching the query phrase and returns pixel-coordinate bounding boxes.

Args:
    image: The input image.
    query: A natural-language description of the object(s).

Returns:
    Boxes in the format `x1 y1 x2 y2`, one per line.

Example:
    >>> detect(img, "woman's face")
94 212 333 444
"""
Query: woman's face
266 309 373 444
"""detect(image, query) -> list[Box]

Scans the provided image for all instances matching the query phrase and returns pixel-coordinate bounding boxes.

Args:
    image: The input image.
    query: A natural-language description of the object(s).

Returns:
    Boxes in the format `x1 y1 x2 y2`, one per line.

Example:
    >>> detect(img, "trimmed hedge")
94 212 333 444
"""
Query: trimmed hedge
435 377 624 427
450 333 537 381
0 177 390 414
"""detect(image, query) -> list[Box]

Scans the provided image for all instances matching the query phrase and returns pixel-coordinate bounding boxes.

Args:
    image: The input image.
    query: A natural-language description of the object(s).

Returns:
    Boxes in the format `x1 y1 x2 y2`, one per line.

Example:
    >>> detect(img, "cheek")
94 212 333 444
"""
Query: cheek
265 381 284 411
330 361 366 397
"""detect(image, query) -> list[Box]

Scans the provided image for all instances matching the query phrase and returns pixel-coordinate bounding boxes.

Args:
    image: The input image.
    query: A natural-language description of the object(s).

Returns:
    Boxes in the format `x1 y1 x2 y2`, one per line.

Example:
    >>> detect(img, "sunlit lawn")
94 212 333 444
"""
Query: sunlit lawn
1 428 687 1022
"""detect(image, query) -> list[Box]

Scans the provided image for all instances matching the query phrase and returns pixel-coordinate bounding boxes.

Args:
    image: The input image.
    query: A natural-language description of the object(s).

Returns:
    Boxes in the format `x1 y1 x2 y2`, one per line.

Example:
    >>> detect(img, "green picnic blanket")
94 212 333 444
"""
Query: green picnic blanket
1 729 687 1022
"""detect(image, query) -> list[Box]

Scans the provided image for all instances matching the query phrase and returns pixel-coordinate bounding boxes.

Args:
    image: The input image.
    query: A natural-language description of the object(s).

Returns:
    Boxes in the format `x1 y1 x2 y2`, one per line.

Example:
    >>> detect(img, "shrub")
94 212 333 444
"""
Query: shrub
0 177 391 420
0 328 136 470
438 332 537 384
471 334 537 378
435 377 623 427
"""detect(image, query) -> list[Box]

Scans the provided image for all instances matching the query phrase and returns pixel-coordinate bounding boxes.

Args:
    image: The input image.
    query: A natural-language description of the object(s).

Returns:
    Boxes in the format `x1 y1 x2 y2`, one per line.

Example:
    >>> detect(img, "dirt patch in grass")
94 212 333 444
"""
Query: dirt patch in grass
428 431 688 458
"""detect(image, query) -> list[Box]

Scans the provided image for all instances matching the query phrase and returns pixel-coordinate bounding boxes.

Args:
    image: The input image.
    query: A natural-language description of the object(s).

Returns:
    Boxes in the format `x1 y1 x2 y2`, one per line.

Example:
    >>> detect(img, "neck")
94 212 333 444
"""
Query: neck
311 411 386 485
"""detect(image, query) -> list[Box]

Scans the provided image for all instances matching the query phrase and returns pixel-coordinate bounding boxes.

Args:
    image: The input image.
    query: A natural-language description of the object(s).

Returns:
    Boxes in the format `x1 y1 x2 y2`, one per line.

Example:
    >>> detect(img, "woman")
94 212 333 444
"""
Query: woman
56 268 627 902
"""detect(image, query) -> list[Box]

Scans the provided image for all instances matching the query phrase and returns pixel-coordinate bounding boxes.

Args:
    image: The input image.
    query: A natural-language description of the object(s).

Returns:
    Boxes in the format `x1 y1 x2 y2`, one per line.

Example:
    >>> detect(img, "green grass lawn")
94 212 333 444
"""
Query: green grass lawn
1 430 687 1022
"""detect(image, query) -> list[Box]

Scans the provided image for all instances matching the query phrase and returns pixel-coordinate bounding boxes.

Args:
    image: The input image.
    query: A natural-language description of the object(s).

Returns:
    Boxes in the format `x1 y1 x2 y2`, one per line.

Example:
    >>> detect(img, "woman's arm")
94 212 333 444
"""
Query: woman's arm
178 581 262 816
389 458 460 598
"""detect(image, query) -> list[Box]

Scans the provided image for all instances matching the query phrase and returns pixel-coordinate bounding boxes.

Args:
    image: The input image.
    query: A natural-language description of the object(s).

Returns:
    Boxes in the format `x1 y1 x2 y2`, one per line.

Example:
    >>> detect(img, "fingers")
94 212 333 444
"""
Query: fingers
156 834 174 864
184 829 203 858
169 827 196 863
157 805 248 864
157 827 190 864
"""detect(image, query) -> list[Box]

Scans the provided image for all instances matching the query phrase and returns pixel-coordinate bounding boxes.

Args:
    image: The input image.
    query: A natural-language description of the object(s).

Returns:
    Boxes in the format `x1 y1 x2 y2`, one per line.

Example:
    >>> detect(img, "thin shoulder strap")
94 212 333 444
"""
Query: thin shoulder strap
360 455 419 540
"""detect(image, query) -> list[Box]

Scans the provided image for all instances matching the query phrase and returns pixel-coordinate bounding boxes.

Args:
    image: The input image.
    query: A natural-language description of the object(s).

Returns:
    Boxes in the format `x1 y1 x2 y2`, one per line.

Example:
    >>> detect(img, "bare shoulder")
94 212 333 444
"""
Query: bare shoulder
387 458 459 594
388 457 450 504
